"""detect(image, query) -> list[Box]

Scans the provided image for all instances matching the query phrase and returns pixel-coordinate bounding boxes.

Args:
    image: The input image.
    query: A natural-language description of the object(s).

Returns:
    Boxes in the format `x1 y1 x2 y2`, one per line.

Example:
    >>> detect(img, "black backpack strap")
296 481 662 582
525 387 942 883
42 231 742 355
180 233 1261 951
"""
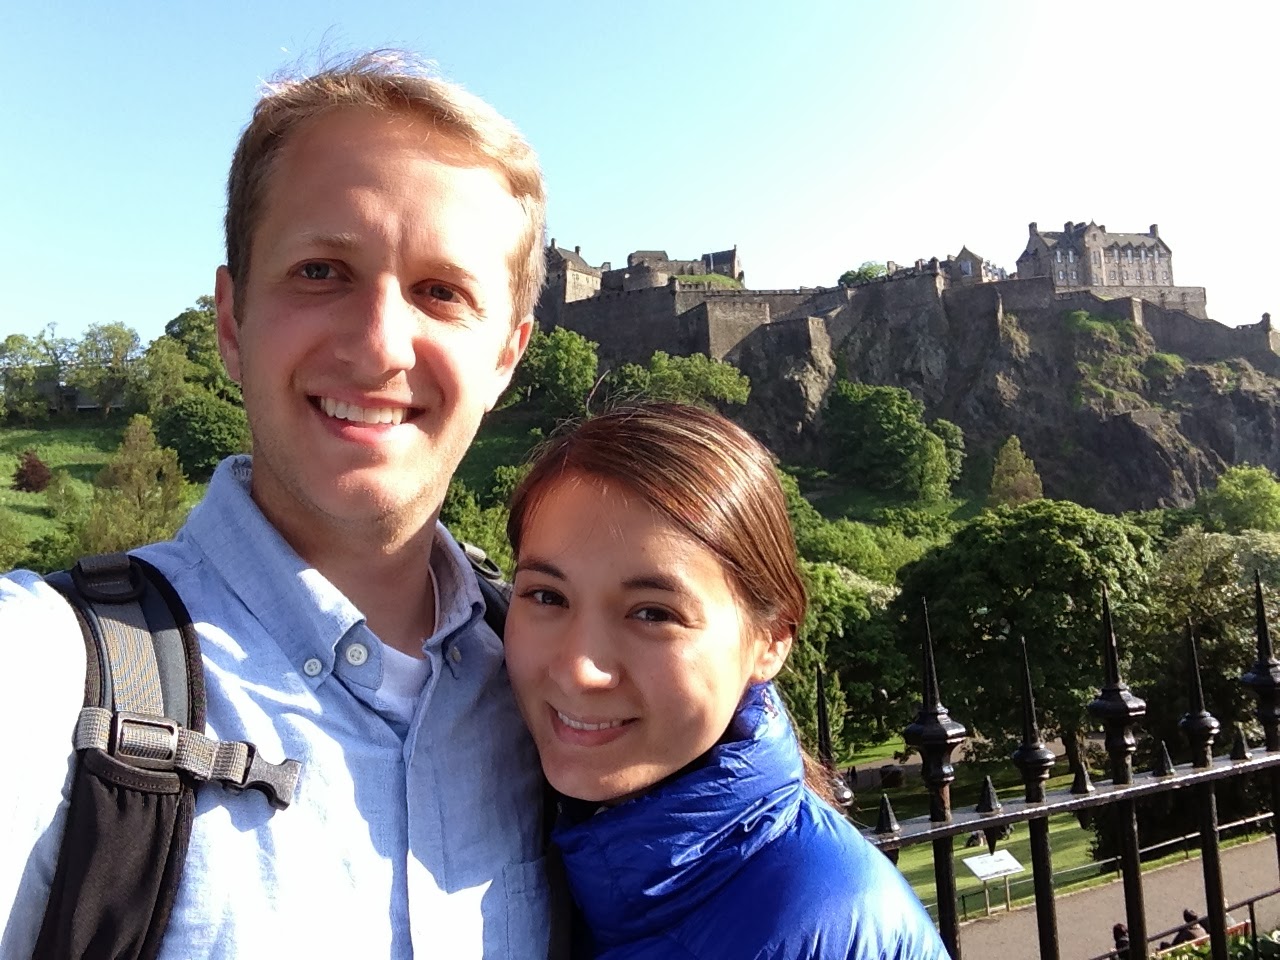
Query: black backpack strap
35 553 301 960
461 541 511 637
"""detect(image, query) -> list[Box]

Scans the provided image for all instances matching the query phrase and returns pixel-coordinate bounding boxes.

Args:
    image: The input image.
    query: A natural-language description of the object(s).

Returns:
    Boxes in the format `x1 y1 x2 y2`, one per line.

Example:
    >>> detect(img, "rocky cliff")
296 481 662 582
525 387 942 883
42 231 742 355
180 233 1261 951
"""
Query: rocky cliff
727 278 1280 513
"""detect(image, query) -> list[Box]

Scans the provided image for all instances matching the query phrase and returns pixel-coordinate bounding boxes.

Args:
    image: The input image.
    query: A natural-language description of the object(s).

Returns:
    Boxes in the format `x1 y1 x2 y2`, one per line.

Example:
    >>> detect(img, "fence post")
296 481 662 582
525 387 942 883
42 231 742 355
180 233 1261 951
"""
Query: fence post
1086 586 1149 958
1013 638 1059 960
904 600 968 960
1241 573 1280 883
1180 623 1227 960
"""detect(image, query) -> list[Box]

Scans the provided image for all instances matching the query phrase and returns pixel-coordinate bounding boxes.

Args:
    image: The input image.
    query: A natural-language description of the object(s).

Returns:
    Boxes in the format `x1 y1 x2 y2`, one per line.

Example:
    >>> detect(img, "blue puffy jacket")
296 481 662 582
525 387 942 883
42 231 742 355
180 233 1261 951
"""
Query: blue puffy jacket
553 683 949 959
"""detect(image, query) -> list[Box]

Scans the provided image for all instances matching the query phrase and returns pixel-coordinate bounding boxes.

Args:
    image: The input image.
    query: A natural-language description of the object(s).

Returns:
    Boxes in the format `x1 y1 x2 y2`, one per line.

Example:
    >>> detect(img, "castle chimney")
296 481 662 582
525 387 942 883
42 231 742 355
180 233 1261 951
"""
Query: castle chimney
1064 221 1074 234
1149 224 1159 238
574 245 581 255
550 237 556 249
1029 222 1038 236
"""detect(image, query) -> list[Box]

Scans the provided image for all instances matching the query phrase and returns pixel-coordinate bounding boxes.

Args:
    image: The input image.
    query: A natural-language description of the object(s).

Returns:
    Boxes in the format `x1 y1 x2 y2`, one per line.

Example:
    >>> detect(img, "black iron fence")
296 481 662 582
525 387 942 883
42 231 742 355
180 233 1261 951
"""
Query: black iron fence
841 577 1280 960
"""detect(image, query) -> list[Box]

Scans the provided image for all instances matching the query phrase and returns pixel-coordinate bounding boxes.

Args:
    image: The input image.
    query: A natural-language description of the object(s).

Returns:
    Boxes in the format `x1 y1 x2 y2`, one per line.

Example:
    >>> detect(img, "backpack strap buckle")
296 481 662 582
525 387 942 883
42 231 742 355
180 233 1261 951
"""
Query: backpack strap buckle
227 746 303 810
111 711 180 771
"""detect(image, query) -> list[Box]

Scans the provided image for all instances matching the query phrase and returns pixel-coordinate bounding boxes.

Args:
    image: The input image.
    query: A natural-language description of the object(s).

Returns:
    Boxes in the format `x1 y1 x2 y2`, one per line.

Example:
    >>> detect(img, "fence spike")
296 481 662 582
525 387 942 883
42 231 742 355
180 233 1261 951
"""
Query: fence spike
816 666 834 767
1179 621 1220 769
1230 723 1253 761
1012 638 1056 803
1152 739 1175 778
1242 574 1280 752
904 598 968 822
1070 763 1095 795
875 792 901 836
1087 584 1146 785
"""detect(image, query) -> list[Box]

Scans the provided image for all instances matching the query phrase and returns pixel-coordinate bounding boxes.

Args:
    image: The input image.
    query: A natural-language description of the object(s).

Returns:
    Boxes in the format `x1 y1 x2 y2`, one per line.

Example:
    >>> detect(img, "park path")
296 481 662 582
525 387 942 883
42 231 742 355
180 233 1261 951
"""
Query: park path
955 836 1280 958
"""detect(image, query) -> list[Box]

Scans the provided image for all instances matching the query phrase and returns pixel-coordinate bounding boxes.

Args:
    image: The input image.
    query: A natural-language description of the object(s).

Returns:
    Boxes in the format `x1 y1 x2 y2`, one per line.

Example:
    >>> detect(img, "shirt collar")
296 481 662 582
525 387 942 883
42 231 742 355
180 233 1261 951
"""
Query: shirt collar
180 456 485 667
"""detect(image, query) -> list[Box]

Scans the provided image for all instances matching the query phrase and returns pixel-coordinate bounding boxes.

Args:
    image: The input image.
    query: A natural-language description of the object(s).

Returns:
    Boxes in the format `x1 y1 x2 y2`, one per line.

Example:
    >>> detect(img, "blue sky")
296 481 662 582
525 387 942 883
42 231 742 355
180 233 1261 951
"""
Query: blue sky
2 1 1276 344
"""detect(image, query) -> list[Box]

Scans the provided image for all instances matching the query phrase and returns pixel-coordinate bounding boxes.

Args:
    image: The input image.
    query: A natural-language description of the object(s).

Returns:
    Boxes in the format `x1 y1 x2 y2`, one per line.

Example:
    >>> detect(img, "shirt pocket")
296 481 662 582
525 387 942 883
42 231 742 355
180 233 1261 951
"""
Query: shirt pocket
503 855 555 959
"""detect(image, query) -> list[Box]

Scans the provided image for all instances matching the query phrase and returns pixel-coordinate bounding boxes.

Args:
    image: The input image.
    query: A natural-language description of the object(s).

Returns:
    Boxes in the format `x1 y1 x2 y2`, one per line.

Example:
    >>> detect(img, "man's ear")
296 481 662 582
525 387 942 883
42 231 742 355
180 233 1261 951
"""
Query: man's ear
214 266 242 384
486 315 534 413
750 623 794 685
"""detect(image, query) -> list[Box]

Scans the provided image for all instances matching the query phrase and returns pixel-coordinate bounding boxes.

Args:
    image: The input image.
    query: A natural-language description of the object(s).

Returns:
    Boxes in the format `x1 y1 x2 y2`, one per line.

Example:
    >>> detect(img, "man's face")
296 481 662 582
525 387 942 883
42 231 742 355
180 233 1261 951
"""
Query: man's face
215 107 532 546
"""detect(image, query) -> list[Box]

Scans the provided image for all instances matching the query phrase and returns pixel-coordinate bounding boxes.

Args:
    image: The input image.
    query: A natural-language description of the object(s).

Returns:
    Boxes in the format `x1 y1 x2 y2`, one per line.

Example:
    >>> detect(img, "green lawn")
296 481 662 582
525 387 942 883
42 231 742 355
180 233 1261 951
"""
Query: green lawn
0 417 128 542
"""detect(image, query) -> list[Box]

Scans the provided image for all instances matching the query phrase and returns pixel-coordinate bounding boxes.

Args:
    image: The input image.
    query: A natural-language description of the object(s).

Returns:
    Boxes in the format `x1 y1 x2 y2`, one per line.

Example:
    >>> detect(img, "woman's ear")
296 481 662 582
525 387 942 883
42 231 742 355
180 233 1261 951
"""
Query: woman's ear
750 623 794 685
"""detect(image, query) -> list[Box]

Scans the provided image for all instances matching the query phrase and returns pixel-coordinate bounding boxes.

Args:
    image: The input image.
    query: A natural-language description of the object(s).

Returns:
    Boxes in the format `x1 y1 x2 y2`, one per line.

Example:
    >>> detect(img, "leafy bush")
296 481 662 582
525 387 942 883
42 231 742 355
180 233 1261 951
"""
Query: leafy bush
153 389 250 482
12 449 52 492
1197 464 1280 534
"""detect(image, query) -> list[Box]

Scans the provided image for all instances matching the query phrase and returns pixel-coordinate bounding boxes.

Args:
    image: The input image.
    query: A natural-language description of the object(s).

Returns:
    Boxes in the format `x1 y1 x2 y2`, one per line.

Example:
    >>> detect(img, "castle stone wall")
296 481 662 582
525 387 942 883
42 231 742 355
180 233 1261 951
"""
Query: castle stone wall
704 300 772 361
1140 305 1280 375
1058 283 1208 319
555 286 700 367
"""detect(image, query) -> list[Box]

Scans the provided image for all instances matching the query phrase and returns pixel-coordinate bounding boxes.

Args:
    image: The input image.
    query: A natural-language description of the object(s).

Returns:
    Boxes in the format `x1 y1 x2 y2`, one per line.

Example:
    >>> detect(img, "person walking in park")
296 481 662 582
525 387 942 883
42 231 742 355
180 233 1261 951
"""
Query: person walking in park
1 51 554 959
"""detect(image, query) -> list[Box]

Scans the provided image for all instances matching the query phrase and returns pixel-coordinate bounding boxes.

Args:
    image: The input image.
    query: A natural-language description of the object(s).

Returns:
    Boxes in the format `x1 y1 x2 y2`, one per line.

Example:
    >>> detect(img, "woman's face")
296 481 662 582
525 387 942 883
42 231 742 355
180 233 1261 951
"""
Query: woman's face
505 474 788 803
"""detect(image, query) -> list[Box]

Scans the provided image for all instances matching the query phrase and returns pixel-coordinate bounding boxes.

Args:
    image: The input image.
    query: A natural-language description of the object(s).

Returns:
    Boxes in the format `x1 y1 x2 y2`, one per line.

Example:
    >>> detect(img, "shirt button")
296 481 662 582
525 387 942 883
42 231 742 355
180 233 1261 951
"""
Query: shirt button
346 643 369 667
449 645 463 664
302 657 323 677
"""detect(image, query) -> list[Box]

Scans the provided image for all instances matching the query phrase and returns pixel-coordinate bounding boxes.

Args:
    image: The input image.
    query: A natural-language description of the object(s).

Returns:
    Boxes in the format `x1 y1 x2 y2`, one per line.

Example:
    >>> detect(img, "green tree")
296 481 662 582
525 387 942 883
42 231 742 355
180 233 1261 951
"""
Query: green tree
81 415 189 553
154 389 251 481
510 326 599 421
439 479 513 574
1197 464 1280 533
0 333 51 421
131 335 197 414
838 261 887 286
892 499 1152 773
608 351 750 408
69 322 142 417
988 435 1043 507
165 296 240 402
822 380 950 501
930 418 965 485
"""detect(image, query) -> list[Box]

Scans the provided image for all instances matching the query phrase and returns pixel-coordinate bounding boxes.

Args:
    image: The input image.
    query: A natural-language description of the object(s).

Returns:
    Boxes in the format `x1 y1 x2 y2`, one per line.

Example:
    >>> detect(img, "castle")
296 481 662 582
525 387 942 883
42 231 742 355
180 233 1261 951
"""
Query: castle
536 221 1273 374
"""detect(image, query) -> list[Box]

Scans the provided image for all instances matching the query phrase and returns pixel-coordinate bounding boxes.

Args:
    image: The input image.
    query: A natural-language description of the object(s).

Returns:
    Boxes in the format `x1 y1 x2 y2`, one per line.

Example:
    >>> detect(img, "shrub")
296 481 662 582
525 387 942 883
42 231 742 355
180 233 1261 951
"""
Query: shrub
154 389 250 482
12 449 52 493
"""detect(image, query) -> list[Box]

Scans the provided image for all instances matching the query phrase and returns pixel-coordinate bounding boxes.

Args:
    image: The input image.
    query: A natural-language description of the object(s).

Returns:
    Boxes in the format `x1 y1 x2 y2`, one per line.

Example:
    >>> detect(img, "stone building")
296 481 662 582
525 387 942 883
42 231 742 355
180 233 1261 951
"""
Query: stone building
1016 221 1207 318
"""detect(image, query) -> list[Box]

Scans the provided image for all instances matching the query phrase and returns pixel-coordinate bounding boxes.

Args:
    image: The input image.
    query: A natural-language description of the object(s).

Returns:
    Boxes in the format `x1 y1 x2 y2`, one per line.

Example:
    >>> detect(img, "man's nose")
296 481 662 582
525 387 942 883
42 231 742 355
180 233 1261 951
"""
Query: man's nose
338 280 418 376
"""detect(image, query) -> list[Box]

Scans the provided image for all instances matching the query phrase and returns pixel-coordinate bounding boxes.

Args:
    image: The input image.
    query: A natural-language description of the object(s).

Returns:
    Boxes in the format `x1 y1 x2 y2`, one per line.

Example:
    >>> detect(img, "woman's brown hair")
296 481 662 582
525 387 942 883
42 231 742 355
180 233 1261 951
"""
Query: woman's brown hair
507 401 839 804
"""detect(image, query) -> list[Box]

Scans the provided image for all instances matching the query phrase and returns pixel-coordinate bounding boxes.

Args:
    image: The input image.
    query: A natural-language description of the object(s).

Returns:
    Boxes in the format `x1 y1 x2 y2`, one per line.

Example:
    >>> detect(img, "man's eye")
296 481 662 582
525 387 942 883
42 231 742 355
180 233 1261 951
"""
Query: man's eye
300 262 335 280
426 282 459 303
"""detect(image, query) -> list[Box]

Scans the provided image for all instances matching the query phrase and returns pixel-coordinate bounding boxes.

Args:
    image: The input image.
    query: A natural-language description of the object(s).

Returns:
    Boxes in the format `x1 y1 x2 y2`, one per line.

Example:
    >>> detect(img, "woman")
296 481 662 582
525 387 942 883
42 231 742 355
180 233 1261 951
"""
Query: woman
504 402 947 959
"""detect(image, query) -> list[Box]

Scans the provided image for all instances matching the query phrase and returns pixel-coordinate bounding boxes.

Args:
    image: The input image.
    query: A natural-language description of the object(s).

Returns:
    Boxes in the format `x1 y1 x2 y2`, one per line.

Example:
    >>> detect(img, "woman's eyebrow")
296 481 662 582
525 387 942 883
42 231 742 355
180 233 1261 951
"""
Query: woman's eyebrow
622 573 686 595
513 558 567 580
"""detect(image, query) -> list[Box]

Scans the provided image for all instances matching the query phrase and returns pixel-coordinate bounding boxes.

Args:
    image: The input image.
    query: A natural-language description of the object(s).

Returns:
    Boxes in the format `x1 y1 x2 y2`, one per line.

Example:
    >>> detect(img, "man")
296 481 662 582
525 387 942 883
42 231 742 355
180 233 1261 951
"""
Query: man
1 52 550 958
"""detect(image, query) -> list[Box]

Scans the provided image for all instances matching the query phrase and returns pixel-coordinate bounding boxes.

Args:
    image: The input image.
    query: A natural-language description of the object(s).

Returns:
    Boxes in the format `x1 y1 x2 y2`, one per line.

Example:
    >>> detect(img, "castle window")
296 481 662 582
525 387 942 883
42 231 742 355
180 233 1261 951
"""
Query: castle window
1068 250 1075 263
1110 270 1116 281
1058 269 1065 280
1141 248 1147 261
1093 251 1101 265
1126 249 1133 262
1056 249 1062 263
1163 272 1169 282
1070 270 1077 282
1154 249 1161 262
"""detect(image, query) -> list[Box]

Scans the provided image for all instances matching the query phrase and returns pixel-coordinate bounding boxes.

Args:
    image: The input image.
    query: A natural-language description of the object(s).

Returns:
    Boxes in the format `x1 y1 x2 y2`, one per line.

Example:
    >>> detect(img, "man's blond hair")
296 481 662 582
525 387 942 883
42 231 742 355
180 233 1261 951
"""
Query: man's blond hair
225 51 546 325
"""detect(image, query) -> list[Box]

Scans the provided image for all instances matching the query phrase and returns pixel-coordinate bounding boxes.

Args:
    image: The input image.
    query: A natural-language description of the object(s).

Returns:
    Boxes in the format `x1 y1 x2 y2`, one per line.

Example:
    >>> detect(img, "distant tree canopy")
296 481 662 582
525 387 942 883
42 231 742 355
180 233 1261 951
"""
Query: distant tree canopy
1197 464 1280 533
510 326 600 422
69 322 142 418
838 262 887 287
165 296 240 403
154 389 251 482
893 499 1152 773
822 380 951 502
607 351 750 408
989 435 1043 507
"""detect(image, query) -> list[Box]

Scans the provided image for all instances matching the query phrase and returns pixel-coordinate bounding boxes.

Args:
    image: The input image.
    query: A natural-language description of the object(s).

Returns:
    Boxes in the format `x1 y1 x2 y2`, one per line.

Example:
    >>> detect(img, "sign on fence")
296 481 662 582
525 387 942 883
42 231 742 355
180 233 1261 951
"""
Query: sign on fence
962 848 1025 883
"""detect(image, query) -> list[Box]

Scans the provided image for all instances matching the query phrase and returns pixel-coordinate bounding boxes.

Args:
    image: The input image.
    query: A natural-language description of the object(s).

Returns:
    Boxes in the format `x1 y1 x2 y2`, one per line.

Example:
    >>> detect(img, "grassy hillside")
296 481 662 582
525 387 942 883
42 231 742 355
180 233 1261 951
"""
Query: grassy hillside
0 417 128 542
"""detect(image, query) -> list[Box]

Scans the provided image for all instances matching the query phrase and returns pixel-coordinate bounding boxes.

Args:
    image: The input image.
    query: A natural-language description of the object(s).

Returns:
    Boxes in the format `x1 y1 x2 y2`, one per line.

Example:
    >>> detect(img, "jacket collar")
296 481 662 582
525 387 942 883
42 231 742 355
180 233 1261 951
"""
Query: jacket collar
553 683 805 947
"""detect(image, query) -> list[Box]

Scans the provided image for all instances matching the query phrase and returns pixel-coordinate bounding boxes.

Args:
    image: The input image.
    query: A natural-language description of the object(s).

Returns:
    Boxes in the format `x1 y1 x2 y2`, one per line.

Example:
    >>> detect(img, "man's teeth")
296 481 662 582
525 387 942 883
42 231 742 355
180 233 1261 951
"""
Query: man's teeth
319 397 406 425
557 710 628 732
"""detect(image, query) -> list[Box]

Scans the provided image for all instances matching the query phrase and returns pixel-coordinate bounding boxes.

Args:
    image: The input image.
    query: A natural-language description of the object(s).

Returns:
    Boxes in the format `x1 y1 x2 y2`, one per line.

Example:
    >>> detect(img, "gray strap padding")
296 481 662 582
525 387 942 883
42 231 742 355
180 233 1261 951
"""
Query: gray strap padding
97 601 165 717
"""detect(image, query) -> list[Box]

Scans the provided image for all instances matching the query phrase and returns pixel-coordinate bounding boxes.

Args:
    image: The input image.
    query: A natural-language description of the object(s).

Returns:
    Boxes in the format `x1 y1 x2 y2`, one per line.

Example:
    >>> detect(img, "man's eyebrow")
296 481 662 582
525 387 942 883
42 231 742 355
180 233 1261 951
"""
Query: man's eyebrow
295 231 362 251
513 558 566 580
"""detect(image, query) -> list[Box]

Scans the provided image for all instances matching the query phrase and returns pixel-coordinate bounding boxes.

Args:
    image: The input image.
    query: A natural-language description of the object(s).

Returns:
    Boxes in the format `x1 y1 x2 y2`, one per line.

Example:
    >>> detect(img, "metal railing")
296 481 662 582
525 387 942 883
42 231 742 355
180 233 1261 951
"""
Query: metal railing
844 577 1280 960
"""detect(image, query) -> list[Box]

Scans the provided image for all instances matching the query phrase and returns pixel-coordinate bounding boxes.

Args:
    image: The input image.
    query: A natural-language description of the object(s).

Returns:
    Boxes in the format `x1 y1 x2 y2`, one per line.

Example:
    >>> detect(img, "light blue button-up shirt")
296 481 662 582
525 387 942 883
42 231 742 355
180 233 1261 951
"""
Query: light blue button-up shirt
0 456 550 959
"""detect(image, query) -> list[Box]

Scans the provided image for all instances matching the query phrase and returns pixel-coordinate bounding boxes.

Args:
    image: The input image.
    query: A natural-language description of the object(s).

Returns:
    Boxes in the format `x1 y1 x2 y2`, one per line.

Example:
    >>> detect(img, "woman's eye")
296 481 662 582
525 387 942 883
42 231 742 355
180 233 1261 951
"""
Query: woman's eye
523 588 565 607
633 606 677 624
300 262 336 280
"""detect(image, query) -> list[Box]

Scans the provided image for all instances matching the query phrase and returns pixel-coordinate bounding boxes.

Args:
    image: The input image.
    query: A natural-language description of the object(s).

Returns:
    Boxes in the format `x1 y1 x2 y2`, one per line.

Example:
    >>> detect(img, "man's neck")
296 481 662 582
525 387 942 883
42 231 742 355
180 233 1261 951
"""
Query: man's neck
258 498 440 657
